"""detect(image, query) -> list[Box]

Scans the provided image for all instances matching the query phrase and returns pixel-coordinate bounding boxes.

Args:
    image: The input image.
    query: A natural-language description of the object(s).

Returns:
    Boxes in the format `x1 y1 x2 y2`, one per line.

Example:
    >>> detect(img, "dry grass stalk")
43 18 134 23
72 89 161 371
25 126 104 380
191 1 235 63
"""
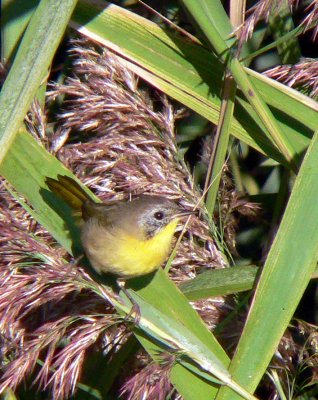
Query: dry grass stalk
265 58 318 99
120 353 176 400
301 0 318 39
238 0 317 44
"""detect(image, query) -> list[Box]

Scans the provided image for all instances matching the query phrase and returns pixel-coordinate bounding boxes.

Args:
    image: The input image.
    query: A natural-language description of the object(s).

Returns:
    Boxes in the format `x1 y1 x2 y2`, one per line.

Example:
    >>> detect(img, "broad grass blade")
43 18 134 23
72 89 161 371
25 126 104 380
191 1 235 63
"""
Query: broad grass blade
216 129 318 399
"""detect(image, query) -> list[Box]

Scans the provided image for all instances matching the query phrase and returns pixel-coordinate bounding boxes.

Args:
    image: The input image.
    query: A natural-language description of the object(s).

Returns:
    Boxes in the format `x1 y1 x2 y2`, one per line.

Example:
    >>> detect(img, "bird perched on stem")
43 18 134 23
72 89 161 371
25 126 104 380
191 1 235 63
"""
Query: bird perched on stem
46 175 192 279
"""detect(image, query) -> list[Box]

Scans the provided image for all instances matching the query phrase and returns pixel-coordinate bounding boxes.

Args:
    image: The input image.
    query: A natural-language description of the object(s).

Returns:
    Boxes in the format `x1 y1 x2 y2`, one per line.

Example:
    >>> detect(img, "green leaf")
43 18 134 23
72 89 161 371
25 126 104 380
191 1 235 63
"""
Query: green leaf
72 1 318 166
0 130 85 254
125 286 257 400
180 265 259 300
216 129 318 399
0 0 78 163
1 0 39 62
268 0 301 64
180 0 297 169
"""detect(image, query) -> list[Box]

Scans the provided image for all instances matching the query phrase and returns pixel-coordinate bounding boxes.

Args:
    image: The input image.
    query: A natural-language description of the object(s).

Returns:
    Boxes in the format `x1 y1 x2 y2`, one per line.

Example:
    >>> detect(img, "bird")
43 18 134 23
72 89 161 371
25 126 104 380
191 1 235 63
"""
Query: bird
46 175 192 279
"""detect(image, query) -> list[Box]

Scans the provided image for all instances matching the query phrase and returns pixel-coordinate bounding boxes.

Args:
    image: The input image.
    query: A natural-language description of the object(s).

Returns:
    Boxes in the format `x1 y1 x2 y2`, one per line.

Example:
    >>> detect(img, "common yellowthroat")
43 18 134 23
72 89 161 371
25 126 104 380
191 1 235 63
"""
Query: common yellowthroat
46 175 191 278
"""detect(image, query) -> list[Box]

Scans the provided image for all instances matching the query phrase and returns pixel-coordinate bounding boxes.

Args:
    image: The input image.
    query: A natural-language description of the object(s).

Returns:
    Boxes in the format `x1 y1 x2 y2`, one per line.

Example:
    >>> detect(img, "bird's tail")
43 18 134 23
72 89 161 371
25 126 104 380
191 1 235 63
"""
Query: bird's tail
46 175 91 211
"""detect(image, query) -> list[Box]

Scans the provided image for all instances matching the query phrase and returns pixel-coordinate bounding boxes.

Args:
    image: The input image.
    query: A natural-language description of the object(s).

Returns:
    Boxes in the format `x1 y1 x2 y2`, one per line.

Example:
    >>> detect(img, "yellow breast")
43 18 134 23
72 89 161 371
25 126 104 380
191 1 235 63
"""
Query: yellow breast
81 218 178 278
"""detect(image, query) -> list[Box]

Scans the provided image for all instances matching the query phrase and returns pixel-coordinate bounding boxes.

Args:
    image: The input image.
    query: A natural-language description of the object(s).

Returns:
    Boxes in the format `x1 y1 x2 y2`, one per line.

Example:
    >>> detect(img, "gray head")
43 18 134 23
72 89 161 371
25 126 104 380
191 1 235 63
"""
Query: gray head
132 196 181 239
83 195 191 240
116 195 180 239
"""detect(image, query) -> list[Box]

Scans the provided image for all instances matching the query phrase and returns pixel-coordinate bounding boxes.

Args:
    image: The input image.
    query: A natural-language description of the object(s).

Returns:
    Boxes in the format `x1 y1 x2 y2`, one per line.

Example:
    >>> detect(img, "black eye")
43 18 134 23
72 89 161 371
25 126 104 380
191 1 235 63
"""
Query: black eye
154 211 165 220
